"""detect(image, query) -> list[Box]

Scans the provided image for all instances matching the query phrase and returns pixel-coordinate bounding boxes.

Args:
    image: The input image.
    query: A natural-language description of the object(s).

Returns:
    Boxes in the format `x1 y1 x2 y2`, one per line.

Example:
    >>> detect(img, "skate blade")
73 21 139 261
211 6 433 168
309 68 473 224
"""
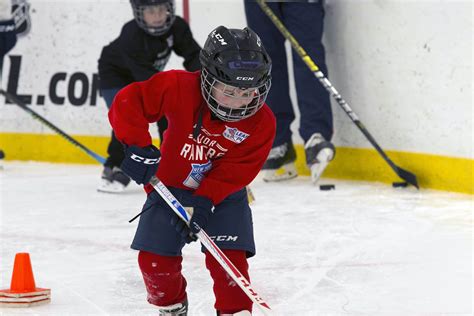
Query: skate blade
97 179 126 193
310 147 335 184
310 160 329 184
262 163 297 182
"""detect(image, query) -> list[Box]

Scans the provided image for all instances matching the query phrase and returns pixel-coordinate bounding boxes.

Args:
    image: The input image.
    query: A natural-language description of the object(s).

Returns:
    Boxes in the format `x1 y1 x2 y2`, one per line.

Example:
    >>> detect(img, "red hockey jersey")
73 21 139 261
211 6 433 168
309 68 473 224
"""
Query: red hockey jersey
109 70 276 205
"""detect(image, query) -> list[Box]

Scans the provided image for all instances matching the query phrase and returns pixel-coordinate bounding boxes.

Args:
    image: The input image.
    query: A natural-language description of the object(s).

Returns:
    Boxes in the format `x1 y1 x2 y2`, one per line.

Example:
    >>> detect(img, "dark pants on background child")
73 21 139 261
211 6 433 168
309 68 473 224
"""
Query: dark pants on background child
0 19 17 82
244 0 333 146
0 20 18 157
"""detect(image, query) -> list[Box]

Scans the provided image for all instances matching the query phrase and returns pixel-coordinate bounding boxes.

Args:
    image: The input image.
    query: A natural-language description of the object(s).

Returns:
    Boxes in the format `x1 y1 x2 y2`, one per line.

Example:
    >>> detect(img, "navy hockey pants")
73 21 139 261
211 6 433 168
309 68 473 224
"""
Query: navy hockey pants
131 187 256 258
244 0 333 145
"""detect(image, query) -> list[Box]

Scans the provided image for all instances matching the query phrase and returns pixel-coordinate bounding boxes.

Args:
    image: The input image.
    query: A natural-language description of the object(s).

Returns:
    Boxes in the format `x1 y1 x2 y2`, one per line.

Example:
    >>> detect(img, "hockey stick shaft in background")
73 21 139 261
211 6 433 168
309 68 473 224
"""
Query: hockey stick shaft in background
149 176 273 315
256 0 418 189
0 89 106 164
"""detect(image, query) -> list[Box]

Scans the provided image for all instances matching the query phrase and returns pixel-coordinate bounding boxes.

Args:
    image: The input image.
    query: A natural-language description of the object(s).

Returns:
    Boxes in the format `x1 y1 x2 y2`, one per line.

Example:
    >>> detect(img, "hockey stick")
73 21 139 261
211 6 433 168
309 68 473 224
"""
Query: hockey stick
256 0 419 189
149 176 273 315
0 89 106 164
129 184 256 223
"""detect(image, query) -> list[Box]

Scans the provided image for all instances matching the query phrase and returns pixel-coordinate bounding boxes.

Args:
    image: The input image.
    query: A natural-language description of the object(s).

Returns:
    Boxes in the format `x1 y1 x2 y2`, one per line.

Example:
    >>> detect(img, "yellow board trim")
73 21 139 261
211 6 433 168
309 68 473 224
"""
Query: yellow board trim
295 146 473 195
1 132 472 195
0 132 109 164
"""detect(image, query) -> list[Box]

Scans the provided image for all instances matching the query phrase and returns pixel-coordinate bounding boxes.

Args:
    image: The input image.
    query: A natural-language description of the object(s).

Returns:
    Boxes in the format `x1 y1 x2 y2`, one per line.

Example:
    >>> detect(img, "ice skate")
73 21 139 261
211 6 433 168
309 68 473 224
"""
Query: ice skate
261 141 297 182
97 166 131 193
304 133 335 184
158 299 188 316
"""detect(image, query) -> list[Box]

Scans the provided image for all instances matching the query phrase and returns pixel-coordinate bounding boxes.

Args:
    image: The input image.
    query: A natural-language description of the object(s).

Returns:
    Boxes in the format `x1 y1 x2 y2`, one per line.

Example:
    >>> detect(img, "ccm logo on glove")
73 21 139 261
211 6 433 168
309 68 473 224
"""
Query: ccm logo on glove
121 145 161 185
130 154 160 165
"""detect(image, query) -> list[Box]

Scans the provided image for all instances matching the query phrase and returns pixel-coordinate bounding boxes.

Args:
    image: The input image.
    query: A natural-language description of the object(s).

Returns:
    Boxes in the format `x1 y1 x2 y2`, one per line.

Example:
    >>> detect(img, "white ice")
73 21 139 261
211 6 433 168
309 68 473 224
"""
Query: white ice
0 161 472 315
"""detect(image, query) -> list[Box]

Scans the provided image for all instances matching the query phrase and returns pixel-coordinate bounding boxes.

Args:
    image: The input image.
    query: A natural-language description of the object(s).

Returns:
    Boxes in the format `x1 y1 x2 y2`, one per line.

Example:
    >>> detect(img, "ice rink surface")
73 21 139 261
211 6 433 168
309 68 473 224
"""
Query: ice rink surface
0 162 472 315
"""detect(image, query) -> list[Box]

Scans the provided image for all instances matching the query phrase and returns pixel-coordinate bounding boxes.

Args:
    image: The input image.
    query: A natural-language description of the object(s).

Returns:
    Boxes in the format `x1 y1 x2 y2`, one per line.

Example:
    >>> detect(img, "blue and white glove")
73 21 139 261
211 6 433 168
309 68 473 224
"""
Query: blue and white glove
171 195 213 243
120 145 160 185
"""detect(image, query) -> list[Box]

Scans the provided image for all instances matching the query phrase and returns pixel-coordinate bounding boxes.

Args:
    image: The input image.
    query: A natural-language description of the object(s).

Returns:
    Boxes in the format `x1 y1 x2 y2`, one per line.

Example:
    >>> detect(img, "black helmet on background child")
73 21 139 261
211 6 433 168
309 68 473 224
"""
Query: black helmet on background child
130 0 175 36
200 26 272 122
12 0 31 37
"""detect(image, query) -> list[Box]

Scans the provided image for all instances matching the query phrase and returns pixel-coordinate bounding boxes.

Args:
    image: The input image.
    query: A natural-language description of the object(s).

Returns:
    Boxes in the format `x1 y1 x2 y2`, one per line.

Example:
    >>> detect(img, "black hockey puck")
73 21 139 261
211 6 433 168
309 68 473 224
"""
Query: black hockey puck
392 181 408 188
319 184 335 191
0 150 4 159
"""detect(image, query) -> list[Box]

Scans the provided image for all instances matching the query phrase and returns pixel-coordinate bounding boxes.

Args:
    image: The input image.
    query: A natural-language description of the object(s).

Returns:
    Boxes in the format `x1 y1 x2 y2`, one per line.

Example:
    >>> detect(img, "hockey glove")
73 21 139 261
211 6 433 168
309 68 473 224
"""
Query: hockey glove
120 145 160 185
171 195 213 243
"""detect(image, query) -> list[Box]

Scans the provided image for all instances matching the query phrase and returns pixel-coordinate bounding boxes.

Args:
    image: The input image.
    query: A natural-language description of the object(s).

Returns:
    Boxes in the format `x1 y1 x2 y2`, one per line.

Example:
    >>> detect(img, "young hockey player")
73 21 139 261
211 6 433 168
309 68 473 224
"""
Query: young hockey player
109 26 275 315
98 0 201 192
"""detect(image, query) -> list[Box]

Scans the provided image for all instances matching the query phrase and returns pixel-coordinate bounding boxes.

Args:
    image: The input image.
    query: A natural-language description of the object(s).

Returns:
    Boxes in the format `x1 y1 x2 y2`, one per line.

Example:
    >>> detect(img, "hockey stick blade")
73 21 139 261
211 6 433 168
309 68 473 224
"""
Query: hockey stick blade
149 176 273 315
355 120 419 188
0 89 106 164
395 166 418 189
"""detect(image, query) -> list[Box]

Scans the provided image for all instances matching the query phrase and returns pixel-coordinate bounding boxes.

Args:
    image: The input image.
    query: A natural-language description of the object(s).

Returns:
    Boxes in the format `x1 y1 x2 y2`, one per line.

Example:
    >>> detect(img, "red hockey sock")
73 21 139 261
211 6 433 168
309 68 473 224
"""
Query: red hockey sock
138 251 187 307
205 249 252 314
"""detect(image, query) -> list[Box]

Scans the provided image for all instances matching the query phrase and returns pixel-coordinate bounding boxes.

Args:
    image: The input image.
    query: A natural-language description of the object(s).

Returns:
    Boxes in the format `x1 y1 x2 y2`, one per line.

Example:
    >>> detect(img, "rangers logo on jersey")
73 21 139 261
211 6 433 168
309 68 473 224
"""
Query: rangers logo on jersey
223 126 249 144
183 161 213 189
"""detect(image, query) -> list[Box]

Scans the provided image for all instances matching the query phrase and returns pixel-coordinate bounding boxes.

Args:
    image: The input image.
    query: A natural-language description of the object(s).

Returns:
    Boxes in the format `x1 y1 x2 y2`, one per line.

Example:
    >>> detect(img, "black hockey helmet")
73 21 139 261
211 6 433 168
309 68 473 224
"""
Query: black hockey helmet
130 0 175 36
12 0 31 38
200 26 272 122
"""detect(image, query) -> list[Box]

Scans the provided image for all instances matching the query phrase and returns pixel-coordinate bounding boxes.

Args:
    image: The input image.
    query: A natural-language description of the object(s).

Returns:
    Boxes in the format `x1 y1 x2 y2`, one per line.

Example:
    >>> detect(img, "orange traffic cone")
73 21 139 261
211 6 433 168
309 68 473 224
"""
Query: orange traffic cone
0 253 51 307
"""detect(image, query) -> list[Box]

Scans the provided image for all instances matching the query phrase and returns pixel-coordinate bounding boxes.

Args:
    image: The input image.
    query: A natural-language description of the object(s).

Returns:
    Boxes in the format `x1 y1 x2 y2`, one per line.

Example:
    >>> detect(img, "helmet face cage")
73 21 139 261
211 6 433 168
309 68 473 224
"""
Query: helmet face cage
201 67 271 122
130 0 175 36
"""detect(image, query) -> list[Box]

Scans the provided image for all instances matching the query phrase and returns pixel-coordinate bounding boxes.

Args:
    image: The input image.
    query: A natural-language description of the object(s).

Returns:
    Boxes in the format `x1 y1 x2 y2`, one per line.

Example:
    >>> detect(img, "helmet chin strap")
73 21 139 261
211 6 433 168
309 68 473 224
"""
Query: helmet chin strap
192 103 205 140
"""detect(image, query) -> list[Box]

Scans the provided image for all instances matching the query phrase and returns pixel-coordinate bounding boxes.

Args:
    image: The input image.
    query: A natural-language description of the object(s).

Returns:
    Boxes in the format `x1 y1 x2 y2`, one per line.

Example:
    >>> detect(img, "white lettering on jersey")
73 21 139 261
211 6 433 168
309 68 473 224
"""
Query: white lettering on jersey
181 130 228 161
180 143 224 160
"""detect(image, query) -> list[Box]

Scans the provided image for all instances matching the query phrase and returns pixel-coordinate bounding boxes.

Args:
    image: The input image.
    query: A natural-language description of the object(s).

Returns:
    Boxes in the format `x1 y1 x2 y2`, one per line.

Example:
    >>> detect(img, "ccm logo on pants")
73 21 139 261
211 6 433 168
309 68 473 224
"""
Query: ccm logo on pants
210 235 239 242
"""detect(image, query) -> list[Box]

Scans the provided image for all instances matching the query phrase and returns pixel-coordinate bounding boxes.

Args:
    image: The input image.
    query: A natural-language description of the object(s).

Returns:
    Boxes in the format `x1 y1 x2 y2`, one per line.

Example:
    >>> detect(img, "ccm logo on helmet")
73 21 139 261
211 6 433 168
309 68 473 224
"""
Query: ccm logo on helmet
130 154 160 165
236 76 254 81
211 30 227 45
